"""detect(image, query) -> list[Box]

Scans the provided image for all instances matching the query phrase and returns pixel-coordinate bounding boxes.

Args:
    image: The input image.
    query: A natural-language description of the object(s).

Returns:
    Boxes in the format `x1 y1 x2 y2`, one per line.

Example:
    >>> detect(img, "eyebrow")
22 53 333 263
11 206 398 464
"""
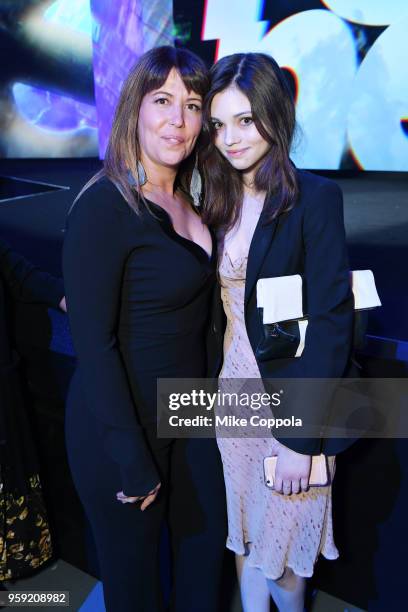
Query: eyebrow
151 90 202 102
211 111 252 120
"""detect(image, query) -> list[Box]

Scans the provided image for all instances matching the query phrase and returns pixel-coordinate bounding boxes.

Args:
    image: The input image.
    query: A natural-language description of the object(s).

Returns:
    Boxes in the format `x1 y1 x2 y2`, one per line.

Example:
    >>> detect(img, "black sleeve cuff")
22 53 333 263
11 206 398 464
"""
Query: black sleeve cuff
102 426 160 497
121 464 160 498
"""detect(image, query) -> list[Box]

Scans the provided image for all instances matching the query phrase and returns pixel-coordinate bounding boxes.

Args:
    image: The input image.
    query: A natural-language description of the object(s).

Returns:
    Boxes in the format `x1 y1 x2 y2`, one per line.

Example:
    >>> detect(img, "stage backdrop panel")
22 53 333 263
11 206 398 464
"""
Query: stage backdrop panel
0 0 98 158
91 0 173 158
174 0 408 171
0 0 173 159
1 1 407 169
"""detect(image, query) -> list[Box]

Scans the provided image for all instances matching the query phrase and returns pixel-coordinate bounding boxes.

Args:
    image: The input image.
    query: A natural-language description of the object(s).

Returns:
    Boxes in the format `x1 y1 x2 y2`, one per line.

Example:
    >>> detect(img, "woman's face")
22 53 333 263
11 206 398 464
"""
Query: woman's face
211 86 270 174
138 68 203 171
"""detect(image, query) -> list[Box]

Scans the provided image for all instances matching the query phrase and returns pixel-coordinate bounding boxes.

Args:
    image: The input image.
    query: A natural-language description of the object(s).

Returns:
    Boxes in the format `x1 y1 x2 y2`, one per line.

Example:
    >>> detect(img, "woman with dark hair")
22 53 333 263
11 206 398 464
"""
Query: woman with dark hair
62 46 226 612
201 53 354 612
0 238 65 581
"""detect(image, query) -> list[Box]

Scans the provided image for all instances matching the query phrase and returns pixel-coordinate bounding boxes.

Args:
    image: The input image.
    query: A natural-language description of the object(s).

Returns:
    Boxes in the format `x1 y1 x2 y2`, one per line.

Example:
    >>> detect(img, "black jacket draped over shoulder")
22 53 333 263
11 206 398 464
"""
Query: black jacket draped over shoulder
207 170 355 457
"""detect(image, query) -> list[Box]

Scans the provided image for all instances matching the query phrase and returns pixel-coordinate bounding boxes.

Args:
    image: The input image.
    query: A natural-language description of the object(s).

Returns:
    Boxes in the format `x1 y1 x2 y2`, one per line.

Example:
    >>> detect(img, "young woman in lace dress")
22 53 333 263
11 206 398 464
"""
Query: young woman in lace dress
201 53 354 612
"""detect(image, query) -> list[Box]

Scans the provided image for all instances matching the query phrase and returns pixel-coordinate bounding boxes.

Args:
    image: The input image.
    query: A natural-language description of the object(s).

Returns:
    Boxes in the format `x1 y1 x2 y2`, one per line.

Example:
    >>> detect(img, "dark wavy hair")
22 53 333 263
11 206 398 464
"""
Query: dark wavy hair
75 45 210 213
200 53 299 230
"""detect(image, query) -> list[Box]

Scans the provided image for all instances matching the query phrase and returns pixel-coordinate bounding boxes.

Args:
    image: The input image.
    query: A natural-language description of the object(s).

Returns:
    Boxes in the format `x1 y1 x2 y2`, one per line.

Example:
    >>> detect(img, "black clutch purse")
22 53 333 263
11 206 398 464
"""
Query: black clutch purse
256 320 303 361
255 271 381 362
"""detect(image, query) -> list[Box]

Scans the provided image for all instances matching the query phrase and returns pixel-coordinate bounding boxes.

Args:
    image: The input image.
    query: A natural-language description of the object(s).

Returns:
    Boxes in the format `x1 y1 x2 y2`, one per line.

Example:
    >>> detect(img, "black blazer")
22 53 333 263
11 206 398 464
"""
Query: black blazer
207 170 355 456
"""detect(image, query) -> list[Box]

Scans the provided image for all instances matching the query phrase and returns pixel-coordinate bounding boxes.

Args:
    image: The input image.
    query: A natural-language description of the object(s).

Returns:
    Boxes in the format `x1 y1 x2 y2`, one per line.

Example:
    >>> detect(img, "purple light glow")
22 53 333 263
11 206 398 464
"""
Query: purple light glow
12 83 97 132
91 0 174 158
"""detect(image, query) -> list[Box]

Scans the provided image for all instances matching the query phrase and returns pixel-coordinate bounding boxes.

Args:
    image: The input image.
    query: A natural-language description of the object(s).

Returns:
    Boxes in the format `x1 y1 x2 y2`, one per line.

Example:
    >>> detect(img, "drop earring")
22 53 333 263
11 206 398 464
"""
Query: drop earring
136 160 147 186
128 160 147 187
190 157 202 207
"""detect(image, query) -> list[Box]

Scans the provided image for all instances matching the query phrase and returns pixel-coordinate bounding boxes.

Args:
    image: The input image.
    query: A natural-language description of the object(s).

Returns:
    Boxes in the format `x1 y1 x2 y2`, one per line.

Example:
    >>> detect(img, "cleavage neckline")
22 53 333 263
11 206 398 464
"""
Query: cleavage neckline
146 198 214 262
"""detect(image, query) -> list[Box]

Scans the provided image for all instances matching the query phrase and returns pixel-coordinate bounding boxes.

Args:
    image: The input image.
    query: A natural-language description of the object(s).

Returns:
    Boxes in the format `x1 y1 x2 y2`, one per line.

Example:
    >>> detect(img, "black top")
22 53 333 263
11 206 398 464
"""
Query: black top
0 238 64 446
62 178 215 495
0 238 64 365
0 238 63 309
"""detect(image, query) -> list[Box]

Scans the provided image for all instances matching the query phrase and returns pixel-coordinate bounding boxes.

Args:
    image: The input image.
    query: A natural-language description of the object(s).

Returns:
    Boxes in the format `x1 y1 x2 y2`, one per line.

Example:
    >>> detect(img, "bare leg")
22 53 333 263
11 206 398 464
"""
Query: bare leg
235 552 270 612
267 568 306 612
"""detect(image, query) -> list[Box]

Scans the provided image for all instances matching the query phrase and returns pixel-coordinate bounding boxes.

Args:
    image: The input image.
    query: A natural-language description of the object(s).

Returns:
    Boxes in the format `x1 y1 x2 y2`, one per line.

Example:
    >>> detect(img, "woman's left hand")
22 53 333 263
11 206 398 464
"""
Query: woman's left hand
273 442 312 495
116 483 161 511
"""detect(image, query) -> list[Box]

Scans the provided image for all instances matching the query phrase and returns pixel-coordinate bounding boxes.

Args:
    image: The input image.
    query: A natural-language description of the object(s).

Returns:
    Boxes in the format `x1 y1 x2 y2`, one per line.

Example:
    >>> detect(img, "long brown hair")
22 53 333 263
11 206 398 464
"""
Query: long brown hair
200 53 299 230
75 45 210 212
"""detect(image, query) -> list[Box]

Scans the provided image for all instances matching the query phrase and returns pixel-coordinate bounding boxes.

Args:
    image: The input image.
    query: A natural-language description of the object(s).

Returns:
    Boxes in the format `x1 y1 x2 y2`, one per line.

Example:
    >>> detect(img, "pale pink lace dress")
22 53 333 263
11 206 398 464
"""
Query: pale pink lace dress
216 196 338 579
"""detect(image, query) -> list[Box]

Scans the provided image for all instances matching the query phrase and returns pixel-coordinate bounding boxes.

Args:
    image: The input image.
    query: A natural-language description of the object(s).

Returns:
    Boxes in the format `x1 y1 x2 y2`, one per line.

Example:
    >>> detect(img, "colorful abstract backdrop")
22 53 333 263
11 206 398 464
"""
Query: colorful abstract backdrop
1 0 406 170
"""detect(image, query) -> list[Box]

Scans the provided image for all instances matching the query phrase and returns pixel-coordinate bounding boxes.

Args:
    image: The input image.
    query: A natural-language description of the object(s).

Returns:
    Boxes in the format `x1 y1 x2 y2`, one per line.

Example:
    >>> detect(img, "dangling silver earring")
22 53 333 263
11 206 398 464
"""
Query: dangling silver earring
136 160 147 186
128 160 147 187
190 157 202 207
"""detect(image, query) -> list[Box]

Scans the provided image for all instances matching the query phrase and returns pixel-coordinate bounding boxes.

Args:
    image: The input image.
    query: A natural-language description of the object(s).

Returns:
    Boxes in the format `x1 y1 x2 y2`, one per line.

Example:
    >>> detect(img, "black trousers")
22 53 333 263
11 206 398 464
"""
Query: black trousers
65 386 227 612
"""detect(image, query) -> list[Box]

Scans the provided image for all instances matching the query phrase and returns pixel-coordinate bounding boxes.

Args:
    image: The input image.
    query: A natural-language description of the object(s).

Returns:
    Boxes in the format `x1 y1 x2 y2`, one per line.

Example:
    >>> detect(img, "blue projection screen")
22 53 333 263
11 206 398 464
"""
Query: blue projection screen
0 0 172 160
0 0 98 158
196 0 408 171
0 0 407 170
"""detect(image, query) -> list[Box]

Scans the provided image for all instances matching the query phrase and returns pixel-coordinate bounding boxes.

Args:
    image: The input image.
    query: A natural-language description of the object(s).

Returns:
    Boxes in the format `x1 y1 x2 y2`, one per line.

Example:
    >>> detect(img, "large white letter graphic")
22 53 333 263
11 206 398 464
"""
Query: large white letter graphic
256 10 357 169
202 0 267 60
202 2 407 170
203 4 357 169
347 15 408 170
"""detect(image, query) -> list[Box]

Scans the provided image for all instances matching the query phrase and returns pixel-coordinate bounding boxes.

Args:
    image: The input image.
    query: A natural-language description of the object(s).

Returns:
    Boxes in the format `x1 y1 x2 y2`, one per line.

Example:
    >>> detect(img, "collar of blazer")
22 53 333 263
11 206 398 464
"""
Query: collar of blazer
244 191 281 310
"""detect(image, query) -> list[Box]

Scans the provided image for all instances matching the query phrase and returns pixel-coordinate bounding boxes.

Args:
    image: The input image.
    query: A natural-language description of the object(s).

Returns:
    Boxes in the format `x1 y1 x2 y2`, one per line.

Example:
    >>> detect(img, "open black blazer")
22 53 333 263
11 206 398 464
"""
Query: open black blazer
207 169 355 456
